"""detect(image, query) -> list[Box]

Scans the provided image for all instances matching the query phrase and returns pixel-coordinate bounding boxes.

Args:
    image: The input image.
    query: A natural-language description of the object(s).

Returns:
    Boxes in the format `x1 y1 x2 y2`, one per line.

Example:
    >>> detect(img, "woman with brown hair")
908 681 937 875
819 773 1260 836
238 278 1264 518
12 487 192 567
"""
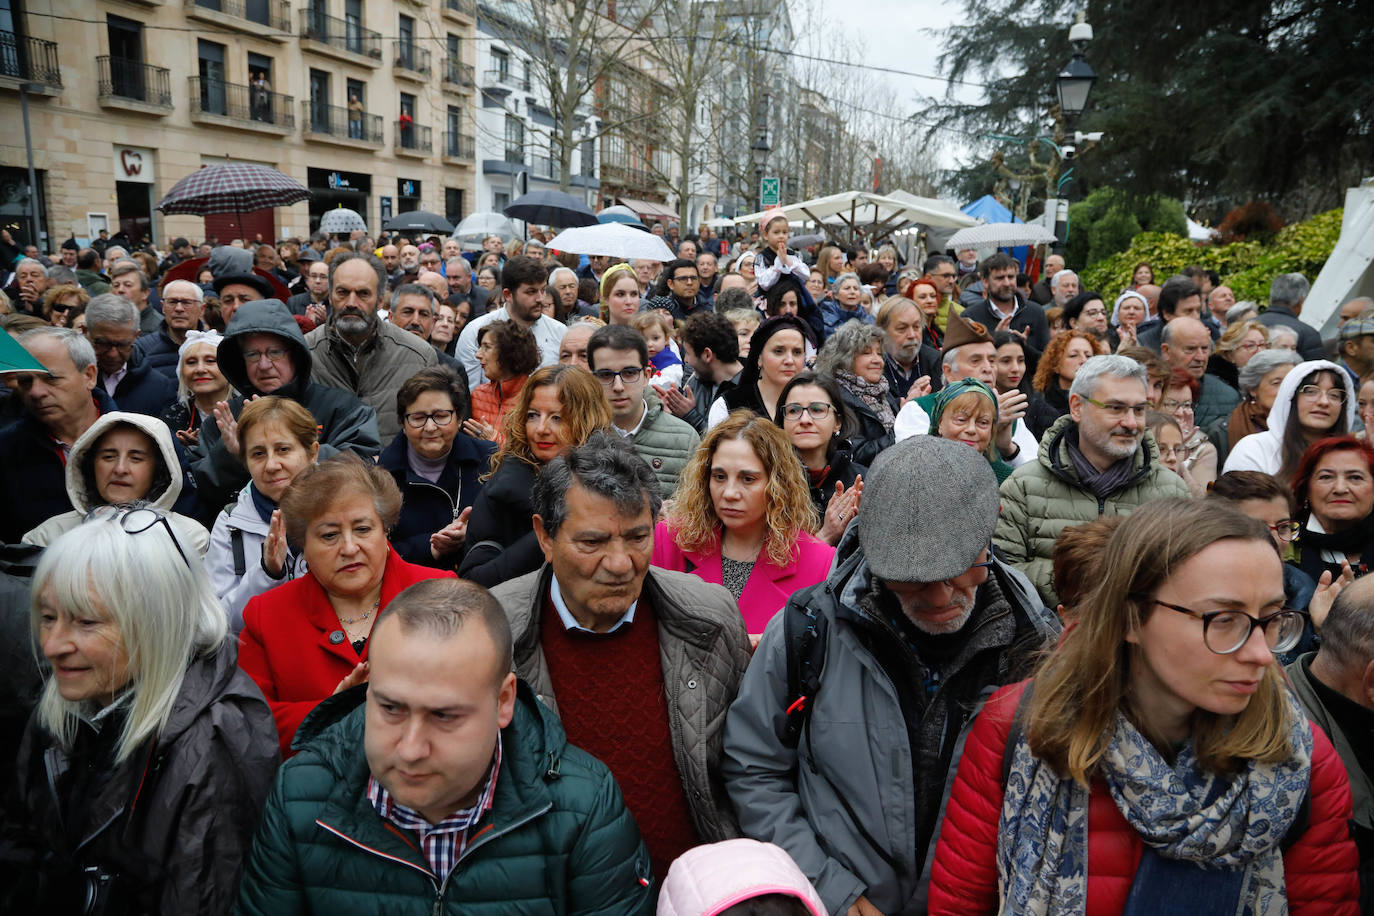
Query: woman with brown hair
1026 329 1107 439
39 283 88 327
466 318 541 441
930 497 1361 915
653 409 832 639
457 364 611 587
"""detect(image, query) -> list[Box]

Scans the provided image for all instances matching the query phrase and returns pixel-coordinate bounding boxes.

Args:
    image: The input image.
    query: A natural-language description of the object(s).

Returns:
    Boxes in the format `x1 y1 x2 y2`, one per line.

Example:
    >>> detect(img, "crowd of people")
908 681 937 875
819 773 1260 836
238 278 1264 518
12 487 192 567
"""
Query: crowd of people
0 217 1369 915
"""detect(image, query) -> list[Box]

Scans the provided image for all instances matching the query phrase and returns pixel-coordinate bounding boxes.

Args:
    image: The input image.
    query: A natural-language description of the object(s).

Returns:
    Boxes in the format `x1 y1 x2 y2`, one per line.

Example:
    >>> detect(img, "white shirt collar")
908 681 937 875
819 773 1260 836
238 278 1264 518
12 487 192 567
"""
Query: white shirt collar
550 573 636 634
614 399 650 438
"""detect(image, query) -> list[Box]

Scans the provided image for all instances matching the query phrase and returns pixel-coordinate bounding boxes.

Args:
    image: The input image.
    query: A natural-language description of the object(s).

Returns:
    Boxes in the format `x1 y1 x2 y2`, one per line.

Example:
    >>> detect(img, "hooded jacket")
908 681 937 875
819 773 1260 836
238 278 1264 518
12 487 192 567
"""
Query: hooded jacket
234 681 655 915
205 482 306 633
191 299 381 511
721 526 1059 916
4 643 279 916
21 410 209 555
1222 359 1356 477
995 413 1192 607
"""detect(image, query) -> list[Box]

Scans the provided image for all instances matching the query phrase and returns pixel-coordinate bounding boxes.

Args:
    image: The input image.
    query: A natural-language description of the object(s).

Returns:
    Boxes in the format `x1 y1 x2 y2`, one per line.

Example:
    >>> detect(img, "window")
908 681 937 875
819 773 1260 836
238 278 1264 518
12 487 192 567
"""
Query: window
345 0 363 54
580 138 595 177
398 14 414 69
399 91 416 147
446 33 460 59
197 39 227 115
504 115 524 163
106 15 145 100
492 48 509 80
445 188 464 224
309 69 330 132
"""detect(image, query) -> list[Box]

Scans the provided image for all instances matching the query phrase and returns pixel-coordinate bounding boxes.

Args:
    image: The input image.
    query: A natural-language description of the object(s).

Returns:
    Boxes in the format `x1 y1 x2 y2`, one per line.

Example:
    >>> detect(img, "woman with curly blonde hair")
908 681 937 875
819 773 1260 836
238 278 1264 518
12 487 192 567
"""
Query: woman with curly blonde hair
458 364 610 586
652 409 834 637
1027 329 1107 438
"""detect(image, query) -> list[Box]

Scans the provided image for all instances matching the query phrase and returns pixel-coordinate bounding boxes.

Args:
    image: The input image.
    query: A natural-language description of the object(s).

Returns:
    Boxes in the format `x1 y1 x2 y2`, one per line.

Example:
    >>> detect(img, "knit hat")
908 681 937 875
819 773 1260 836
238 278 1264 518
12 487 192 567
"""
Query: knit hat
657 839 825 916
857 435 999 582
941 309 993 353
599 261 638 302
927 377 999 435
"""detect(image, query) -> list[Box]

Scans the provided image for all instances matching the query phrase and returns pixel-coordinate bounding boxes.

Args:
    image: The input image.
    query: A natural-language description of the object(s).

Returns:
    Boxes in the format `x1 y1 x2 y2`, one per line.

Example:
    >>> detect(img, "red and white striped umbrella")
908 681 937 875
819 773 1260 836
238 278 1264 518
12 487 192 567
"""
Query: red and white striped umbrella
156 163 310 216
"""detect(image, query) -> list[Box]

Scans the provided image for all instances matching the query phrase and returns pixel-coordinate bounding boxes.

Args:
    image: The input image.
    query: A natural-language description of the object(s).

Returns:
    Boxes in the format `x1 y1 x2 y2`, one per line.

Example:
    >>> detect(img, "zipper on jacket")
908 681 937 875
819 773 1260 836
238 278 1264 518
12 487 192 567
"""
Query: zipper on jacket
412 479 460 519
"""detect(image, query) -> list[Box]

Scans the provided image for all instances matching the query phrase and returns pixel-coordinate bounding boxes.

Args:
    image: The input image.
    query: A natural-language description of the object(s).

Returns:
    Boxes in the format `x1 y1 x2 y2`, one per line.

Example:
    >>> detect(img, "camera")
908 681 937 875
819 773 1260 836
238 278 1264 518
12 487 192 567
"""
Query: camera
1061 144 1077 161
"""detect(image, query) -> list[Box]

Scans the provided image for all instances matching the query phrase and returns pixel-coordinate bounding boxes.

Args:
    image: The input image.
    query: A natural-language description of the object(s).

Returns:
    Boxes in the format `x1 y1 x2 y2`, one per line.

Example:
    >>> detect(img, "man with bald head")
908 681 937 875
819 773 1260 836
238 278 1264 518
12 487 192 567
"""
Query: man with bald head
1159 315 1239 429
380 244 400 274
1206 284 1237 327
133 279 208 375
558 321 597 370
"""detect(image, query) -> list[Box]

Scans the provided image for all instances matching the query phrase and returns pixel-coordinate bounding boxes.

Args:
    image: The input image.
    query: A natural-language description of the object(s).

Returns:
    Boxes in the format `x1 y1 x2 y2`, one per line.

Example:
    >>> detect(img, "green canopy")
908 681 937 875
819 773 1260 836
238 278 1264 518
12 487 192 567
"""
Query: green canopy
0 329 50 374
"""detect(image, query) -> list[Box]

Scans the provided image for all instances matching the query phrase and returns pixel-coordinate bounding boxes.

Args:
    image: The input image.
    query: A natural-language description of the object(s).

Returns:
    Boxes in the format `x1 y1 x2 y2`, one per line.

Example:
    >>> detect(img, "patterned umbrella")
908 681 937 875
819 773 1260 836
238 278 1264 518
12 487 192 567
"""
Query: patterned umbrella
156 163 310 216
319 207 368 235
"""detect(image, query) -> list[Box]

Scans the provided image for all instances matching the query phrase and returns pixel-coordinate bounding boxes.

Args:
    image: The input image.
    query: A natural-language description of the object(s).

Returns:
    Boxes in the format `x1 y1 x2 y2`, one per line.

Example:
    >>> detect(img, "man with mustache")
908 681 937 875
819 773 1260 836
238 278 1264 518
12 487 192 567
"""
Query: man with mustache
304 252 437 441
491 433 751 881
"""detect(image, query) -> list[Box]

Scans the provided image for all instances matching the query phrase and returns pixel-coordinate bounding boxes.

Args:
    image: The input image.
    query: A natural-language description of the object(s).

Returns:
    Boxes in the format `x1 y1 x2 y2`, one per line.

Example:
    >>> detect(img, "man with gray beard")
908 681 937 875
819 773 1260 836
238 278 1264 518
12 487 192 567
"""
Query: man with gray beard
305 252 437 441
723 436 1058 916
995 354 1191 606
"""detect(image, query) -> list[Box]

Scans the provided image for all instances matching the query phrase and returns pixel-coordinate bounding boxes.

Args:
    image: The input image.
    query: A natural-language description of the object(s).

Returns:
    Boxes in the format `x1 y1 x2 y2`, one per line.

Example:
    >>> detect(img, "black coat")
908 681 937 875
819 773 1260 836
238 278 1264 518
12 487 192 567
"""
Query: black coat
131 326 189 377
457 458 544 587
378 432 495 569
837 386 897 466
1 644 279 916
960 296 1051 364
99 350 178 418
807 450 866 521
1026 385 1071 440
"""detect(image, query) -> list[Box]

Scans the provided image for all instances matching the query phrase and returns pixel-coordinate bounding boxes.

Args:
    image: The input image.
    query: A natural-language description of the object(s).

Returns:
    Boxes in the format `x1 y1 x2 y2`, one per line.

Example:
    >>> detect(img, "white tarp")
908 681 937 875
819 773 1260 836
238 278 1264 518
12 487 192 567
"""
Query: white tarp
1307 181 1374 336
734 190 977 234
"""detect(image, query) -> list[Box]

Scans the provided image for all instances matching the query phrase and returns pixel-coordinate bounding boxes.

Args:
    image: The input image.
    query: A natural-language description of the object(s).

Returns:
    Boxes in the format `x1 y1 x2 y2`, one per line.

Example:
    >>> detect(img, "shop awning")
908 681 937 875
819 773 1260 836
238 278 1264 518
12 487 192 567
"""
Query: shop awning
617 196 677 220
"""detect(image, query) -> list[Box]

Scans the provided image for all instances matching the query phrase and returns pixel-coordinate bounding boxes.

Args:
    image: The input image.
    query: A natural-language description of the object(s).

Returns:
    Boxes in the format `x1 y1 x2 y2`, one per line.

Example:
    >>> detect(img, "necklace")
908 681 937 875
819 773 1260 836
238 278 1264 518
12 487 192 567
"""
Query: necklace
338 596 380 626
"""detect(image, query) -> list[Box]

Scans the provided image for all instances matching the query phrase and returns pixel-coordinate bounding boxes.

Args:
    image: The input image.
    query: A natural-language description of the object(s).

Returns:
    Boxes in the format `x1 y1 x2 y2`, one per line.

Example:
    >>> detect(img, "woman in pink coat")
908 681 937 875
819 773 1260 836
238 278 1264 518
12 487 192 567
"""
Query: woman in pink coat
653 410 834 638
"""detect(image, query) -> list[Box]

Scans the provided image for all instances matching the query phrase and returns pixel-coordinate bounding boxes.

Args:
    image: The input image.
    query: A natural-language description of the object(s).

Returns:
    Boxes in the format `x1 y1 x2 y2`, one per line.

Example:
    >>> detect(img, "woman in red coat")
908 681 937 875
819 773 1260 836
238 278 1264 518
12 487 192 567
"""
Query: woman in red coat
930 498 1360 916
238 454 455 756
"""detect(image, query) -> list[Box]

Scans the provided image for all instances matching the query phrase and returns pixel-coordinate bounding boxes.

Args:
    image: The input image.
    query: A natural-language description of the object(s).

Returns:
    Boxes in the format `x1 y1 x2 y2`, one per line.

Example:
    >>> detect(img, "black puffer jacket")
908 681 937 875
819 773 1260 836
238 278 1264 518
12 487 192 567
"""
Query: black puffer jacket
1 642 279 916
837 386 897 466
457 458 544 587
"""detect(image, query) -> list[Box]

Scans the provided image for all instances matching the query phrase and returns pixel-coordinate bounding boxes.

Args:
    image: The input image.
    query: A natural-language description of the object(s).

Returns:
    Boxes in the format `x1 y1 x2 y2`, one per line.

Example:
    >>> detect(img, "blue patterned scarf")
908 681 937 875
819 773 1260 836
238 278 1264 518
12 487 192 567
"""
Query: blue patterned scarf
996 686 1313 916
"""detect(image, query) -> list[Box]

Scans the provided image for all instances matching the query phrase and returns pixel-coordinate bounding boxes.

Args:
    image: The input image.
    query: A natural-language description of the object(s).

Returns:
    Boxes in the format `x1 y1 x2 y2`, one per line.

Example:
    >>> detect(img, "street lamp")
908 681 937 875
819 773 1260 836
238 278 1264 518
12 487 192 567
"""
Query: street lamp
750 131 770 211
1055 20 1096 123
19 81 45 249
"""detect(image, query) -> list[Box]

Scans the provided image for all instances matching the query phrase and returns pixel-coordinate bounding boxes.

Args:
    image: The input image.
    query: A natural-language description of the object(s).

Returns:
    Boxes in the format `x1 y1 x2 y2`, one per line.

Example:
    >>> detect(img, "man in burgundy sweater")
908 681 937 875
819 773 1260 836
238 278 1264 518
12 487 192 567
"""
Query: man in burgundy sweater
492 432 752 879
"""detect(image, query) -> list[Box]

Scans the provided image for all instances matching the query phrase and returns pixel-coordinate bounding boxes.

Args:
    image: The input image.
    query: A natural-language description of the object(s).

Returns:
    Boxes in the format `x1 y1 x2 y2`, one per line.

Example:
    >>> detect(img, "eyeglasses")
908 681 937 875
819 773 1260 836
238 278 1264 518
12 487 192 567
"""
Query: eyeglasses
671 274 700 283
242 347 290 364
404 409 456 429
1081 396 1148 419
783 401 837 420
90 337 135 352
1267 520 1301 542
49 302 72 313
1296 384 1346 404
84 505 191 569
1160 398 1195 412
592 367 646 385
163 297 201 309
1157 445 1189 459
1136 596 1306 655
1236 341 1267 353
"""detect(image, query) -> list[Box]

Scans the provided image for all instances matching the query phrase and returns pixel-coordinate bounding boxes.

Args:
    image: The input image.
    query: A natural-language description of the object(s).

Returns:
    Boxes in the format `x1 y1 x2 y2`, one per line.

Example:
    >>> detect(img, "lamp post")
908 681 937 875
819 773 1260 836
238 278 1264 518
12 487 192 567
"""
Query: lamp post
750 131 770 212
19 81 44 249
1050 17 1097 253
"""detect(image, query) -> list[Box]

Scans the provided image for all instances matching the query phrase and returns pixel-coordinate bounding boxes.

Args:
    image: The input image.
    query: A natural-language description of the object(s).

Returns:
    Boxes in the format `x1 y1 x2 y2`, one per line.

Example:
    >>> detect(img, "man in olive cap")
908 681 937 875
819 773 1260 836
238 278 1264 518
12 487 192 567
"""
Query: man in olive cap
723 436 1059 916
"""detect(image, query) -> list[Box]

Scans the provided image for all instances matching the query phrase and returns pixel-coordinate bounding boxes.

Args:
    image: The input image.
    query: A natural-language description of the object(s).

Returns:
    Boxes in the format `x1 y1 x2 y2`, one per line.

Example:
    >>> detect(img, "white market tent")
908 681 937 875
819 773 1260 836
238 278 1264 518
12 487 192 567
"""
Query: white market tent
734 190 976 248
1309 180 1374 336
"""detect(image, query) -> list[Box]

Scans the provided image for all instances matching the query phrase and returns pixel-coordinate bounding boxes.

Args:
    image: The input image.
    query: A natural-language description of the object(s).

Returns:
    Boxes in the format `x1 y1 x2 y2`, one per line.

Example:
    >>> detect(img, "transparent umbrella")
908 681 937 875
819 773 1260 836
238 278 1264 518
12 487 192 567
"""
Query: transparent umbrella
452 211 520 242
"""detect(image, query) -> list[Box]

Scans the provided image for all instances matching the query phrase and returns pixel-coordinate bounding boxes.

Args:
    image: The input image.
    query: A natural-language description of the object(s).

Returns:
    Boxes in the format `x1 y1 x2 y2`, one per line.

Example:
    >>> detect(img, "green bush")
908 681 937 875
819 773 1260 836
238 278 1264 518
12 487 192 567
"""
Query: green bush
1063 188 1187 270
1087 209 1142 267
1080 208 1344 308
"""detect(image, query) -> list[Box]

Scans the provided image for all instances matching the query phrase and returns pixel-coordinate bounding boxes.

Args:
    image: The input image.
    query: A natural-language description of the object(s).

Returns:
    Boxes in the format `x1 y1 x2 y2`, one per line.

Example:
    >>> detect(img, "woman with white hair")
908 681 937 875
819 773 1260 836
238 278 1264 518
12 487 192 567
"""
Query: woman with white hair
2 512 278 914
160 329 233 448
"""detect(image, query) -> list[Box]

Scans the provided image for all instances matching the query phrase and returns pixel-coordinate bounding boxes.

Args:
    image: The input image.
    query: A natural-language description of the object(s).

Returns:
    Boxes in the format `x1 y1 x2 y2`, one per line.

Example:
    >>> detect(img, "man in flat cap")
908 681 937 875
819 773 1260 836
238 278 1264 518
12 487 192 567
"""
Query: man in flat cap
722 436 1059 916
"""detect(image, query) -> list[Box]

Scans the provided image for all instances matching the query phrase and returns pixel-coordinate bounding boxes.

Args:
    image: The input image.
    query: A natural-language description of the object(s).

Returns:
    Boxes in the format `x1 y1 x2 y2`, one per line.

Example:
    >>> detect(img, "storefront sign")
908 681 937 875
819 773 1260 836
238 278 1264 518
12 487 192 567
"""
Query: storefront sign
307 167 371 194
380 196 393 221
398 178 420 198
113 146 155 184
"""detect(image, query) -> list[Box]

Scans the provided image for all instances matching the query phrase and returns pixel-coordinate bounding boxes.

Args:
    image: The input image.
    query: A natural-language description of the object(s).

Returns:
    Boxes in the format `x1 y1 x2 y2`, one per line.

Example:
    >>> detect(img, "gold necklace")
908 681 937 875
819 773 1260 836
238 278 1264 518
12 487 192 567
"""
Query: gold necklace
337 596 380 626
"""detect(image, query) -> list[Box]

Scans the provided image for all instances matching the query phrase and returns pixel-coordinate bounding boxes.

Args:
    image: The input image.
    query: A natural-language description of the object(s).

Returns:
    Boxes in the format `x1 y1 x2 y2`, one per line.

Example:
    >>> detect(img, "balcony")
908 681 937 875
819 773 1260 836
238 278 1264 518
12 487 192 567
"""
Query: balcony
531 154 559 182
442 58 474 91
0 31 62 93
601 161 655 192
298 9 381 66
393 41 431 81
395 121 432 156
184 0 292 41
96 56 172 113
443 131 475 161
189 76 295 134
481 68 527 97
302 101 383 148
442 0 475 21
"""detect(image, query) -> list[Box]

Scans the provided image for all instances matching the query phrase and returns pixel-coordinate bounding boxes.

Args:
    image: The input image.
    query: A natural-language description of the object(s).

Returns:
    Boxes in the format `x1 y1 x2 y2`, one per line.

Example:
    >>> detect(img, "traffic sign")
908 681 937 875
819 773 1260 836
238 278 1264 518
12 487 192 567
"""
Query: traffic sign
760 176 780 208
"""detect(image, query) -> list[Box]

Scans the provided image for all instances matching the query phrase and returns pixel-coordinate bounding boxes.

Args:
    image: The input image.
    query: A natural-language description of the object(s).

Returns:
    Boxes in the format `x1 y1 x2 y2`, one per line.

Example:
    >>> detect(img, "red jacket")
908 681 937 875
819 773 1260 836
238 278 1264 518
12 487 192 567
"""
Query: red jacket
237 545 455 756
929 681 1361 916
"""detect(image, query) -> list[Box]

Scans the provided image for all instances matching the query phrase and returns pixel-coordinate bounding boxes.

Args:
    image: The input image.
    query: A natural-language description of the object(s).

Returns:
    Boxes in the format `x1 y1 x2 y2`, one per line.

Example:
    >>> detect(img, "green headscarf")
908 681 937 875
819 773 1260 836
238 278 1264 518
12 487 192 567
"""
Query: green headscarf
927 376 999 435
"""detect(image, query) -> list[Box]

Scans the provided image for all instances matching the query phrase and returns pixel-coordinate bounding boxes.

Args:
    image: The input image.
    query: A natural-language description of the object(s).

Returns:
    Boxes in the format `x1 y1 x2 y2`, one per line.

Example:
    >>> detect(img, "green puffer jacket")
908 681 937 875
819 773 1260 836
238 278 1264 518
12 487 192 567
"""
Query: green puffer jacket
628 393 700 498
234 682 654 916
995 414 1190 607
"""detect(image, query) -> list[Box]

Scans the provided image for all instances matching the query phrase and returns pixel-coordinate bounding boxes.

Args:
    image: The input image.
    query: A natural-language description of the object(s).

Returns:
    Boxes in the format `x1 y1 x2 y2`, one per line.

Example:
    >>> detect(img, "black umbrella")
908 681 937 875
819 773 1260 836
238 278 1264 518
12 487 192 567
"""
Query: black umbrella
503 190 598 228
383 210 455 233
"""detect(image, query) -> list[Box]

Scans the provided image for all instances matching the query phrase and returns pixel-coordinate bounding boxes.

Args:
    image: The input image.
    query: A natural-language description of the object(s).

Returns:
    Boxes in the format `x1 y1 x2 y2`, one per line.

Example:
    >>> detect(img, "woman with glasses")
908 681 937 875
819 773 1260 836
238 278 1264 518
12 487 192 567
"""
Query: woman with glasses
4 513 277 914
1027 330 1107 439
21 411 209 556
1209 470 1350 663
814 320 898 465
1160 368 1218 492
466 318 540 442
39 282 88 327
1224 359 1355 483
653 411 832 641
379 367 494 570
458 365 611 587
1291 436 1374 586
930 498 1361 915
1209 349 1301 469
1208 319 1270 390
772 371 865 546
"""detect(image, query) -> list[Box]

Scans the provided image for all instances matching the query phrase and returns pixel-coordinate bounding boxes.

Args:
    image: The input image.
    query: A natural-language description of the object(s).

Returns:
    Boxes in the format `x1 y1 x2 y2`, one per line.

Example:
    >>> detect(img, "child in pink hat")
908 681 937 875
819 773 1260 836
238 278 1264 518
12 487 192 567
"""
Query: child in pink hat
658 839 826 916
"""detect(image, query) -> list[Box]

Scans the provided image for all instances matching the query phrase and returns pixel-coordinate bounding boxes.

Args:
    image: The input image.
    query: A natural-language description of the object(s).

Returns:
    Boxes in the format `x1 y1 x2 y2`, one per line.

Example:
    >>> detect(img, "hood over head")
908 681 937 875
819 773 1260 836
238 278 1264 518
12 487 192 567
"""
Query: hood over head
217 298 312 398
1264 358 1355 435
65 411 183 514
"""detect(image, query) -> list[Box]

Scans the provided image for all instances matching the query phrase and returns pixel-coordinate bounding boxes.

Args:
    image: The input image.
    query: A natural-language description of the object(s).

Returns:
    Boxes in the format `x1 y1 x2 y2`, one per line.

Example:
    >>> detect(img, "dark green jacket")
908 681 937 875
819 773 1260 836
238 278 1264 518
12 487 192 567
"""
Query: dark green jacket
235 682 654 915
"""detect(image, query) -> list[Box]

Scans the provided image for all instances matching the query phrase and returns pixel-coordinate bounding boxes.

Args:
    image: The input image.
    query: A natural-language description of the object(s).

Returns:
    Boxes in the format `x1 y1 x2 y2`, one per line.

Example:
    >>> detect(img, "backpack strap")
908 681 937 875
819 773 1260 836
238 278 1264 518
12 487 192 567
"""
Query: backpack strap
782 601 828 750
230 527 246 578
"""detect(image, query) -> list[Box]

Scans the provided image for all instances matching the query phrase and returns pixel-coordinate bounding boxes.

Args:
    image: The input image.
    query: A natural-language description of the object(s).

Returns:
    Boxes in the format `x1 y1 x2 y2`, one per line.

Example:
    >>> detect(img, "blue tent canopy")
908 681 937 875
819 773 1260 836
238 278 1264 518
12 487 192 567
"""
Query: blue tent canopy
960 194 1030 267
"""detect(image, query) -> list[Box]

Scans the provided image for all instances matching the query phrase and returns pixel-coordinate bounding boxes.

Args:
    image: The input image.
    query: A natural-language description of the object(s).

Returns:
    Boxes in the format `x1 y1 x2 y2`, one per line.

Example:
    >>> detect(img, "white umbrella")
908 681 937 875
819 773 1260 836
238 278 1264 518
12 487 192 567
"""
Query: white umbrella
547 223 676 260
319 207 367 235
946 222 1058 249
452 211 519 242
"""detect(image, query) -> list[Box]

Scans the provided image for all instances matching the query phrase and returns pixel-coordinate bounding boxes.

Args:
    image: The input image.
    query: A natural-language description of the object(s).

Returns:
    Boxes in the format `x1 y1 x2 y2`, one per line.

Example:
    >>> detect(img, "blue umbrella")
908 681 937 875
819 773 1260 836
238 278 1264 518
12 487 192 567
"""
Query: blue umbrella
596 204 646 227
503 190 598 228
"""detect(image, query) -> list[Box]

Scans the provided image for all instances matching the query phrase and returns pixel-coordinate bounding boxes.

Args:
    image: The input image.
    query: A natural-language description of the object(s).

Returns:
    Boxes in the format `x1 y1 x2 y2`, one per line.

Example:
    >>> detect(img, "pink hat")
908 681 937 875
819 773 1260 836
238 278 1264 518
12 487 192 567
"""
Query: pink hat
657 839 826 916
761 208 790 231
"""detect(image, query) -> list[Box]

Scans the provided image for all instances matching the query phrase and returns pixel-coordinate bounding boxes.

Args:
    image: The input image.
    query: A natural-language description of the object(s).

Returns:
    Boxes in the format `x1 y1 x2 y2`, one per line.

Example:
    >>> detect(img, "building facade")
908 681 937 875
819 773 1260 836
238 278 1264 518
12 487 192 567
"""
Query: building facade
0 0 478 248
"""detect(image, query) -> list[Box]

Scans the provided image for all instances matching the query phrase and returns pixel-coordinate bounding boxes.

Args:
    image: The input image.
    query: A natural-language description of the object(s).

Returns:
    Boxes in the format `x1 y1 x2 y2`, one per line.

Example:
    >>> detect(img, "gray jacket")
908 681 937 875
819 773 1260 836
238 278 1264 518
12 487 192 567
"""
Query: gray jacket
305 319 437 442
492 562 752 845
1286 653 1372 837
721 529 1059 916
